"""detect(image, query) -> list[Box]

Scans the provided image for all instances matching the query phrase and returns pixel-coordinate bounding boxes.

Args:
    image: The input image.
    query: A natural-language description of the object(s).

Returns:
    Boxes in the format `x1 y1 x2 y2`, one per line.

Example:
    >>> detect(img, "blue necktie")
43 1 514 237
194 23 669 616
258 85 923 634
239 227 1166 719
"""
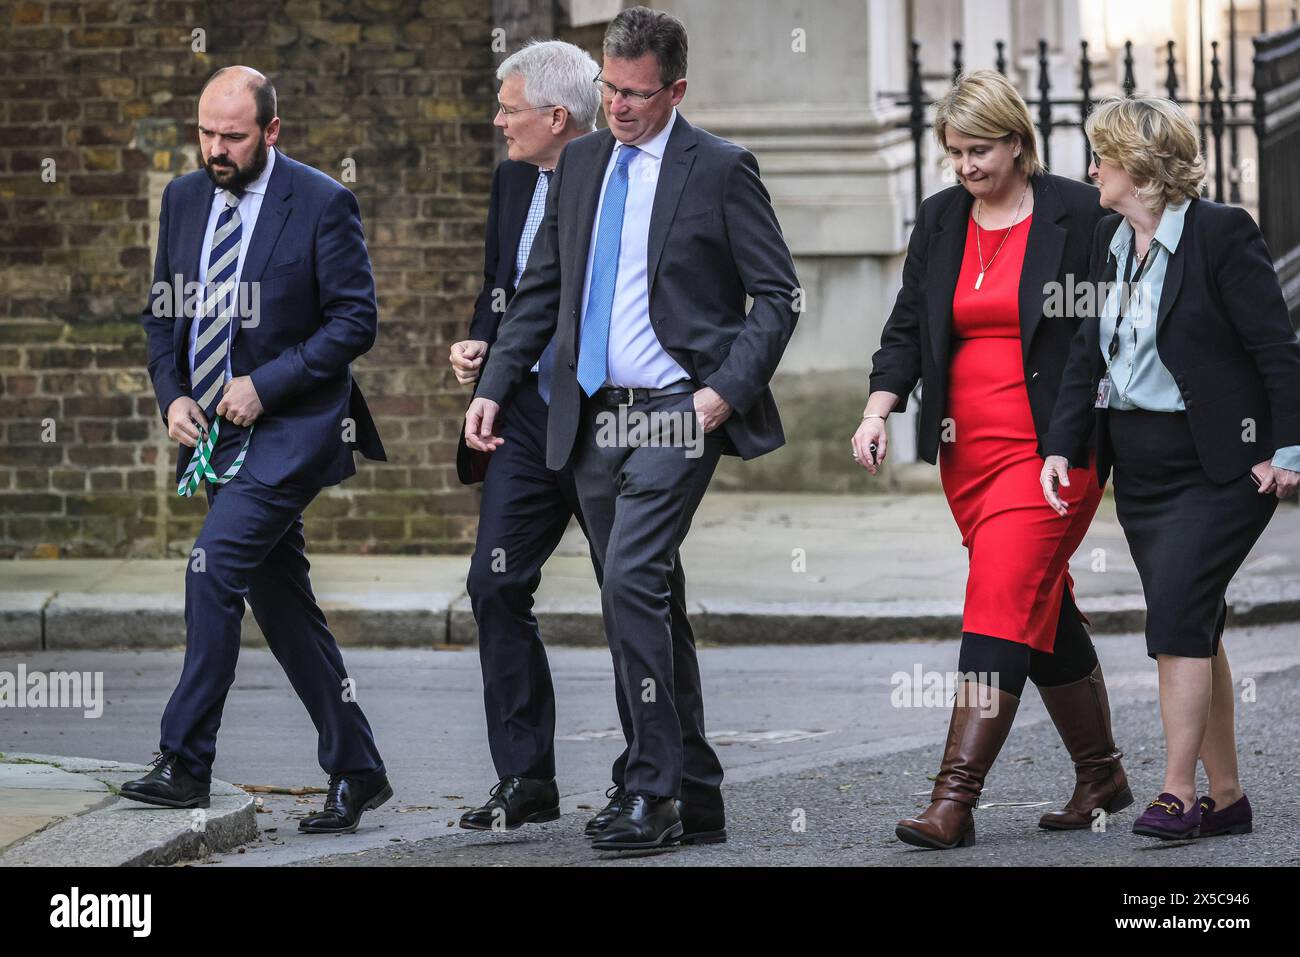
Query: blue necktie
576 145 639 397
192 191 242 416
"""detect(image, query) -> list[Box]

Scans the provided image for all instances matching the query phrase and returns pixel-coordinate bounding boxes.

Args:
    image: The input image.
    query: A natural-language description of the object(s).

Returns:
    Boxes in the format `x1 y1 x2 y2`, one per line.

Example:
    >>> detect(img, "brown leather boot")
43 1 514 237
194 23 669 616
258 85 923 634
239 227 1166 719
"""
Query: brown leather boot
896 681 1020 850
1036 663 1133 830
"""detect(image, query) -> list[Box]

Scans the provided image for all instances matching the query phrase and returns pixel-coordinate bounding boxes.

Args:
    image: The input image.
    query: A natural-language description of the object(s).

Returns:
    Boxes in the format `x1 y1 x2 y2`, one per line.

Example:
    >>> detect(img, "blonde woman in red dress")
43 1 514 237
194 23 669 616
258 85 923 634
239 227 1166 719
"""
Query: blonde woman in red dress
854 71 1131 849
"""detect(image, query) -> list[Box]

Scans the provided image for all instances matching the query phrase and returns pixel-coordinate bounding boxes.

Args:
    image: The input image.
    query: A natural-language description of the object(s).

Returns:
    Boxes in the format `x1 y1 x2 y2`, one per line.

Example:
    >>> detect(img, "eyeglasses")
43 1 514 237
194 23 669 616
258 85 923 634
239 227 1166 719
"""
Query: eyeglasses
497 101 558 117
593 72 669 103
1090 149 1103 167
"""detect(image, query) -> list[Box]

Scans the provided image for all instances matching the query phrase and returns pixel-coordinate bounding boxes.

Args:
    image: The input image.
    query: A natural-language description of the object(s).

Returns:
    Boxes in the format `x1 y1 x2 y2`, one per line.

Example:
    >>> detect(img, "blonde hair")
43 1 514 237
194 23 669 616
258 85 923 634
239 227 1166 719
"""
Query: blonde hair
933 70 1044 177
1086 95 1205 211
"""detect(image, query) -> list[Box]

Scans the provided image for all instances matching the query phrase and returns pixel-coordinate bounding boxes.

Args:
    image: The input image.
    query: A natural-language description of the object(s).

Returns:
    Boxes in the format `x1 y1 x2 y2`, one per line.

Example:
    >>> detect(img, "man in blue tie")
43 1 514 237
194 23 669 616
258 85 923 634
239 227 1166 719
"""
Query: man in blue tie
466 8 801 850
125 66 391 834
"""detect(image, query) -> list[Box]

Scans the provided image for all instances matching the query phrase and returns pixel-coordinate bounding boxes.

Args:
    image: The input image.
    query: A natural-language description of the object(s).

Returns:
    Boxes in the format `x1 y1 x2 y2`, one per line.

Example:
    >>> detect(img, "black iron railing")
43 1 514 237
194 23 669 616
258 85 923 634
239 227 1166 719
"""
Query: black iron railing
890 36 1256 222
885 18 1300 320
1253 21 1300 321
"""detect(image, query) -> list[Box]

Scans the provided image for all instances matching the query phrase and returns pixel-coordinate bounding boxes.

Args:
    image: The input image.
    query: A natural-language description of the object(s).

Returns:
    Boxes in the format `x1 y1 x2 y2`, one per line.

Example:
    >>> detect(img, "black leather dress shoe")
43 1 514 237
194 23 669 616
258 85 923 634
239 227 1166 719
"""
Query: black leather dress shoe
119 753 211 809
583 785 626 837
590 793 683 850
459 776 561 830
674 797 727 845
587 789 727 844
298 770 393 834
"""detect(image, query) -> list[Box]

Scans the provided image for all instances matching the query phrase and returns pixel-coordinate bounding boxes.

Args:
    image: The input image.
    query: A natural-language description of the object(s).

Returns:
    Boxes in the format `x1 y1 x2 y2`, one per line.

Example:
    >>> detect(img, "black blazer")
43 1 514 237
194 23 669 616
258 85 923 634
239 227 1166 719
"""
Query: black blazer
1044 198 1300 485
476 114 801 471
467 159 546 344
868 171 1108 467
456 159 544 485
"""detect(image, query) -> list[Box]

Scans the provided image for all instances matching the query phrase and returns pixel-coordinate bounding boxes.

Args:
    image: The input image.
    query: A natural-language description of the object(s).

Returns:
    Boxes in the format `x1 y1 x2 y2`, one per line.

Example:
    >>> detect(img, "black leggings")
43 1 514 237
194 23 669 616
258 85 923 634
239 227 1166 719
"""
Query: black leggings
956 588 1098 698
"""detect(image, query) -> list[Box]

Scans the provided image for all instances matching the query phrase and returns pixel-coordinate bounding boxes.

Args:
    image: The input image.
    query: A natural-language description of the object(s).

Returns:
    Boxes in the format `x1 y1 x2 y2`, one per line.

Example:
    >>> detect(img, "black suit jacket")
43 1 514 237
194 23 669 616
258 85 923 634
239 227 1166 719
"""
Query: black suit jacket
868 172 1108 467
1044 198 1300 485
475 113 801 471
456 159 544 485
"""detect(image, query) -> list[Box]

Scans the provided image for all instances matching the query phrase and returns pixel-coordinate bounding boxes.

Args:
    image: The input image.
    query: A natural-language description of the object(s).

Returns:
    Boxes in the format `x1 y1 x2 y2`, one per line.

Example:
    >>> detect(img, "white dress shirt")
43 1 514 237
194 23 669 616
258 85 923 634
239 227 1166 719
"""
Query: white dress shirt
188 145 276 381
578 109 690 389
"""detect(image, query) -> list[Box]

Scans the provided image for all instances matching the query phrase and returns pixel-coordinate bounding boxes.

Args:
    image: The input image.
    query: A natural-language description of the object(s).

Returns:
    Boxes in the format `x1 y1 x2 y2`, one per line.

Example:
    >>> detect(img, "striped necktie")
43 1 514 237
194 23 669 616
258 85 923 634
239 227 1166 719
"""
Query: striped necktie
576 145 639 396
192 190 243 416
177 190 252 498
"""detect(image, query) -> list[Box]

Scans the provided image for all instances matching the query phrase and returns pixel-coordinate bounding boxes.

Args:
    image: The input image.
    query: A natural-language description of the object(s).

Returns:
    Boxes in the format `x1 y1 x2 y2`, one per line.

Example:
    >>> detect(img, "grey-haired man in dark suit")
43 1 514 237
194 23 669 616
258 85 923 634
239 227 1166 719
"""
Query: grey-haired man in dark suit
466 6 800 850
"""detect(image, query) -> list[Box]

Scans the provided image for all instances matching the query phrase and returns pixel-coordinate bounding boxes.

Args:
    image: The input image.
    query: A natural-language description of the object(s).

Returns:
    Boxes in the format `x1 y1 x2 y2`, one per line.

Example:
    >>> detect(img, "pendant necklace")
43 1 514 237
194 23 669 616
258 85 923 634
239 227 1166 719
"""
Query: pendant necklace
973 182 1028 290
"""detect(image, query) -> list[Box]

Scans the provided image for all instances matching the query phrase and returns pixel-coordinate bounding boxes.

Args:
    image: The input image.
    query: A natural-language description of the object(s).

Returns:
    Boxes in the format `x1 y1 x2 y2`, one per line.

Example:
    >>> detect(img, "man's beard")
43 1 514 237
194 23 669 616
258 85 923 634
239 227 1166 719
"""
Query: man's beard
204 134 269 193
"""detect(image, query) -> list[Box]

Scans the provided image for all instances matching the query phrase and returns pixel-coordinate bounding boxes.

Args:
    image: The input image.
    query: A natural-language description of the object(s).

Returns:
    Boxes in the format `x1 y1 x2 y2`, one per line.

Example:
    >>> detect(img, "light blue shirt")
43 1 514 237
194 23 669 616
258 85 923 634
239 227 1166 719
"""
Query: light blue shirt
1100 201 1300 471
578 108 690 389
188 146 276 383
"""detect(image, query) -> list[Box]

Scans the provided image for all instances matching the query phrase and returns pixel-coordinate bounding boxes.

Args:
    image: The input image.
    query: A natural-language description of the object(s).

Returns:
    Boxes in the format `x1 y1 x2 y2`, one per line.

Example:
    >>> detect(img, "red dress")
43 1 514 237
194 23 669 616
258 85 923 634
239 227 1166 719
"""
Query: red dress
940 213 1103 653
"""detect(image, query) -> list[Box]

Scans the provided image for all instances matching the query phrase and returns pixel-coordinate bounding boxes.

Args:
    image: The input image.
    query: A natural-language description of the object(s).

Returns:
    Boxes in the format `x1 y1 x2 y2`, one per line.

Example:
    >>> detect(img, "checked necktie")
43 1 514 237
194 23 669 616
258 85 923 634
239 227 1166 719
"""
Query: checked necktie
576 145 639 396
518 170 560 403
178 190 253 497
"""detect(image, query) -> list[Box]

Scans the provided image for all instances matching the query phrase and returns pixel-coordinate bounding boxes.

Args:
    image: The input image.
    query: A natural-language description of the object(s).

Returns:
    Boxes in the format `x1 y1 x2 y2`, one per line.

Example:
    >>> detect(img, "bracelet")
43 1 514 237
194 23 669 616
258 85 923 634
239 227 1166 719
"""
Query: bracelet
862 413 887 421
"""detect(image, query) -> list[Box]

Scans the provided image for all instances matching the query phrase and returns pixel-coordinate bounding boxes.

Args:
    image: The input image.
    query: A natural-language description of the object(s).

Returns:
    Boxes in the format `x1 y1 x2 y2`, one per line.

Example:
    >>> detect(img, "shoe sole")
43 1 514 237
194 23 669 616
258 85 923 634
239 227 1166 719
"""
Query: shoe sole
458 805 561 831
674 828 727 845
1199 822 1252 837
591 821 684 851
118 790 211 809
895 824 976 850
298 782 394 834
1131 823 1199 840
1038 786 1135 830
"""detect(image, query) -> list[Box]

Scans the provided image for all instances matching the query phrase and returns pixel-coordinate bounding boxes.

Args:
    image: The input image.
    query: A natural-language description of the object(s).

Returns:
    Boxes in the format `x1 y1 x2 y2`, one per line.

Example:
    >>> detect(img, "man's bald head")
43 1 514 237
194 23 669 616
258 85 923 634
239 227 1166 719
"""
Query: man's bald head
200 66 277 129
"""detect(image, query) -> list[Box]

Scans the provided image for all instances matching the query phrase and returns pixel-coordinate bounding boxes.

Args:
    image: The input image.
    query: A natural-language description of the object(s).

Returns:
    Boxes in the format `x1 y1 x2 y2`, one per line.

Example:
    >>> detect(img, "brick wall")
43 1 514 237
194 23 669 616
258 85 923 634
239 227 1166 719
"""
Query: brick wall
0 0 495 558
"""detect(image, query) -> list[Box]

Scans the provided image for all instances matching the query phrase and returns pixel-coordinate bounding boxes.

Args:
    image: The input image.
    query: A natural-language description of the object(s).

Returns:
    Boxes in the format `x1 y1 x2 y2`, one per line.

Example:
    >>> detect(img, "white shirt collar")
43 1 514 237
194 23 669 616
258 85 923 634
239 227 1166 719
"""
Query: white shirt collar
213 145 276 198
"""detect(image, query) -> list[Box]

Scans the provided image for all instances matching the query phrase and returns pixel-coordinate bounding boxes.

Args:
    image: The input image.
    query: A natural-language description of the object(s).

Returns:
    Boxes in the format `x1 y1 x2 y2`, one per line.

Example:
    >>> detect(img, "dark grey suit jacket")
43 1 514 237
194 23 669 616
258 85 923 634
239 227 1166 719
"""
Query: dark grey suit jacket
475 113 801 471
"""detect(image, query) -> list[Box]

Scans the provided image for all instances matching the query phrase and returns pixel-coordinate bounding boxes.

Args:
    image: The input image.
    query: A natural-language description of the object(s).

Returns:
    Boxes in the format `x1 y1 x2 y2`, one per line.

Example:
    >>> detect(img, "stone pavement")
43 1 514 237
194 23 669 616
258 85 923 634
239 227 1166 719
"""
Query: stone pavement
3 492 1300 650
0 752 254 866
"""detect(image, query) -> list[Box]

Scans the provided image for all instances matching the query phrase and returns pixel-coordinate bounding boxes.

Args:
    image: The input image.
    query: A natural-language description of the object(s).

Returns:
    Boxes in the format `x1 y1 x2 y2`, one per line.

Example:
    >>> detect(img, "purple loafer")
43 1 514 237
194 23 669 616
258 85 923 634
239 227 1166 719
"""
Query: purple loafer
1132 792 1201 840
1198 793 1253 837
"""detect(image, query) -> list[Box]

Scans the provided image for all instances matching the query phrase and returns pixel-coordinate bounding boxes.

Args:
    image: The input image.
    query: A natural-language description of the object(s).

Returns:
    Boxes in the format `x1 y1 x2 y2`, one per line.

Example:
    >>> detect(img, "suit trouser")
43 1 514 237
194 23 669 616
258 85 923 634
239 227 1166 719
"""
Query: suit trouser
571 389 726 801
467 376 707 792
159 422 384 783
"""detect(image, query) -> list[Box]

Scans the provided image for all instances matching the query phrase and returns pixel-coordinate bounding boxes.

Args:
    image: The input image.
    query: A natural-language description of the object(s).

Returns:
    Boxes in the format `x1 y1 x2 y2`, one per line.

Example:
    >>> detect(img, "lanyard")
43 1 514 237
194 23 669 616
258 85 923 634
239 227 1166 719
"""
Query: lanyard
1107 241 1157 360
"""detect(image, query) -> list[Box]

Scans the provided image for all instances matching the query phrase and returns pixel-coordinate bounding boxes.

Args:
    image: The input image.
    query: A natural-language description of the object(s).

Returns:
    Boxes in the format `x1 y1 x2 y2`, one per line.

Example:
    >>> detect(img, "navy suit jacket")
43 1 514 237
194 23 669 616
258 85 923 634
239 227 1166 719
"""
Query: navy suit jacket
476 114 801 471
456 159 544 485
141 151 386 490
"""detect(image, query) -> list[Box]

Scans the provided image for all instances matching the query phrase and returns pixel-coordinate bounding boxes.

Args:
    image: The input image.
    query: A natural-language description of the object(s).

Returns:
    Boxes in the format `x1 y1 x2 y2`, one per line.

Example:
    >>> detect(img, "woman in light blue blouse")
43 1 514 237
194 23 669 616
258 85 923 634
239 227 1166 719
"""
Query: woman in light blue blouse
1040 95 1300 841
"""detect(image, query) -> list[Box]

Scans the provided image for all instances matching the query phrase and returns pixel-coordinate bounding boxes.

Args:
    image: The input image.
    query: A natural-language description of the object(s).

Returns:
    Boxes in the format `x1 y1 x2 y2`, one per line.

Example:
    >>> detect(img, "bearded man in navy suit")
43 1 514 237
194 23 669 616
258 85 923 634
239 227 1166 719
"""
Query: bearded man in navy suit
124 66 391 834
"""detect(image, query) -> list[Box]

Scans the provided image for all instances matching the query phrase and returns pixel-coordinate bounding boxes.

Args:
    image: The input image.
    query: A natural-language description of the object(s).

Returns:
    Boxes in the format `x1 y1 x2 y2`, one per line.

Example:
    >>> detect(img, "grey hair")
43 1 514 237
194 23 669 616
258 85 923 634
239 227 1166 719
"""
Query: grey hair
603 6 688 85
496 40 601 131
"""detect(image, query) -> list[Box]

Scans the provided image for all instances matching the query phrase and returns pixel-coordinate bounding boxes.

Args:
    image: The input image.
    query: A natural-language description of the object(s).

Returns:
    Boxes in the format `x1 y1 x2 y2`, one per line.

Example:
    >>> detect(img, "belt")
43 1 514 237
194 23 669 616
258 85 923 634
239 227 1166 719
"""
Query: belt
592 381 695 407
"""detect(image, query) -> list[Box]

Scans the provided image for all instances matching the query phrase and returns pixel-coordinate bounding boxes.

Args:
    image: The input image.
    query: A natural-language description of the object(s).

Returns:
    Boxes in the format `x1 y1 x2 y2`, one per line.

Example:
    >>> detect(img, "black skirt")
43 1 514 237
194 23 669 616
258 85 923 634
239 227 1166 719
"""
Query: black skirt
1107 408 1277 658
